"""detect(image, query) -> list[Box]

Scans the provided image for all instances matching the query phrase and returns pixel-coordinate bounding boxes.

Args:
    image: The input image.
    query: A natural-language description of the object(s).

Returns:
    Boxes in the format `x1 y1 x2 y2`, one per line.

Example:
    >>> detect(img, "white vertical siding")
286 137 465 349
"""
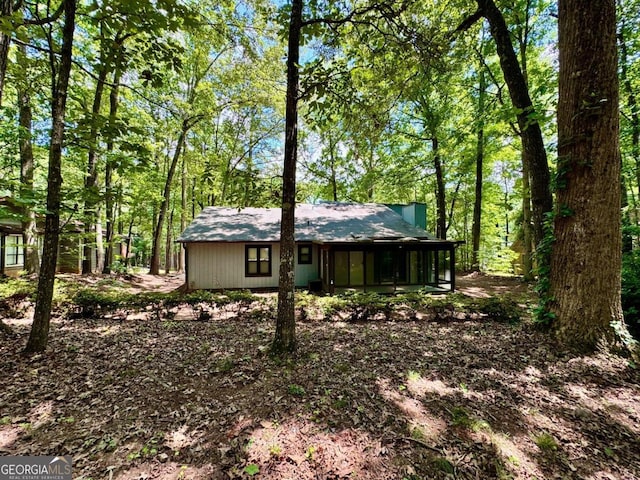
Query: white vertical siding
186 242 321 290
187 242 280 290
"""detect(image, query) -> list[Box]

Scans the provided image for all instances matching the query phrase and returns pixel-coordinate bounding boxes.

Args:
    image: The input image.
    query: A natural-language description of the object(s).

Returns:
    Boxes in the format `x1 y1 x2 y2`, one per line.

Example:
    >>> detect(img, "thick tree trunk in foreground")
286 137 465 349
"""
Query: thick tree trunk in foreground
25 0 76 353
550 0 628 350
273 0 302 355
476 0 553 250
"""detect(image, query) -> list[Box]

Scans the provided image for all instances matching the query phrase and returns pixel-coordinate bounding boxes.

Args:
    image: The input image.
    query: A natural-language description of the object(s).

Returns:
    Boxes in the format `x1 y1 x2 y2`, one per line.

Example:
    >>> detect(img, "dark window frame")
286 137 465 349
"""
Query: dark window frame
297 244 312 264
245 244 272 277
4 234 24 267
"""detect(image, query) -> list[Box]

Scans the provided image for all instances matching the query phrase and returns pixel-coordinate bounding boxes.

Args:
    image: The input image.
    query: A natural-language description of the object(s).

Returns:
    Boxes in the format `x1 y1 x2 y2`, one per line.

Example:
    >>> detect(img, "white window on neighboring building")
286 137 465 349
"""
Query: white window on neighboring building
5 234 24 267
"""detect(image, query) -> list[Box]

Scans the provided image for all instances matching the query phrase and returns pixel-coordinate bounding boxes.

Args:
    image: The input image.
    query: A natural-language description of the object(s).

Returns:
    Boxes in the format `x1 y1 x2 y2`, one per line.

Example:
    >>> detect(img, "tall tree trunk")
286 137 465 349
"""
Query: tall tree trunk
471 60 486 271
149 121 188 275
165 209 173 274
0 0 12 106
475 0 553 250
432 137 446 240
521 158 534 279
550 0 628 350
179 156 187 272
103 66 122 273
25 0 76 353
82 56 108 274
17 44 39 275
273 0 302 356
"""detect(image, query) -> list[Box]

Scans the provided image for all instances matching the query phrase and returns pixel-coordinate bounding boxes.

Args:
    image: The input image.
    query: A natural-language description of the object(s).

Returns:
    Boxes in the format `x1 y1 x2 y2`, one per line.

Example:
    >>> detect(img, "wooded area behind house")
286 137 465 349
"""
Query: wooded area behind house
1 1 640 477
0 0 639 350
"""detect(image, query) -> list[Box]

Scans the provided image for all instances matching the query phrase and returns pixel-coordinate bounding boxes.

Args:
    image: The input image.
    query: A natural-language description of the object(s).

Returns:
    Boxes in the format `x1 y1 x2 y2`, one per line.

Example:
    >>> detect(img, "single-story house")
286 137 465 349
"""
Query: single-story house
177 202 460 293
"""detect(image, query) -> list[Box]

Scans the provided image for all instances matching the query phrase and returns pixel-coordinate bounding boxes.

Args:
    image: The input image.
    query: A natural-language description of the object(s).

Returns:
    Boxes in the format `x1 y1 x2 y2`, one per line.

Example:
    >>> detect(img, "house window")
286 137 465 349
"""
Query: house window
245 245 271 276
298 244 312 264
5 234 24 267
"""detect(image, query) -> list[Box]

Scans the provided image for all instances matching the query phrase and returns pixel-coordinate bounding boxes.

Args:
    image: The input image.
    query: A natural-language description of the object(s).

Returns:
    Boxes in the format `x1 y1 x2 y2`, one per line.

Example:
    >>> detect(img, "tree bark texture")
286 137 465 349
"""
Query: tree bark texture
550 0 626 350
25 0 76 353
18 44 39 275
476 0 552 249
0 0 12 106
273 0 302 355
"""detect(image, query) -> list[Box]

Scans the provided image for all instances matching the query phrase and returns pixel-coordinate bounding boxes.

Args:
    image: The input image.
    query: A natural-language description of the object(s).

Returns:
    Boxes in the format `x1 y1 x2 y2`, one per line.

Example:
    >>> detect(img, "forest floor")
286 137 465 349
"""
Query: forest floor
1 273 639 480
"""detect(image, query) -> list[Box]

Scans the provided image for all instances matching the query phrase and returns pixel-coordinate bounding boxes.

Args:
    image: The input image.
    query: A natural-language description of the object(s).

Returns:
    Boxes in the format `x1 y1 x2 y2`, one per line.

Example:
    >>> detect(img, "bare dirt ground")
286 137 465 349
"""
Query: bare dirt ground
1 273 639 480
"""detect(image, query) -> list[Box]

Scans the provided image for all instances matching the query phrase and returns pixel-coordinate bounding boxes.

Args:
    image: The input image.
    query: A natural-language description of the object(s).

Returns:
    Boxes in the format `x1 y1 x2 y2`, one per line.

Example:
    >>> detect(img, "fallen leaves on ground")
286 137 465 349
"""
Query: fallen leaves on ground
0 274 639 480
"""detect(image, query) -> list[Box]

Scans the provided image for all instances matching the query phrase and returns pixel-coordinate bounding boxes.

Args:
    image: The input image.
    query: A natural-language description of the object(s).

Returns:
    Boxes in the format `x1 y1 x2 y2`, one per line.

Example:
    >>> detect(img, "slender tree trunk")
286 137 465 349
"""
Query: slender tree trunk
550 0 628 350
471 62 486 271
149 121 188 275
330 139 338 201
103 66 122 273
475 0 553 250
82 57 108 274
179 156 187 272
25 0 76 353
273 0 302 355
17 44 39 275
165 209 173 274
0 0 12 106
124 214 134 267
432 137 446 240
522 158 534 279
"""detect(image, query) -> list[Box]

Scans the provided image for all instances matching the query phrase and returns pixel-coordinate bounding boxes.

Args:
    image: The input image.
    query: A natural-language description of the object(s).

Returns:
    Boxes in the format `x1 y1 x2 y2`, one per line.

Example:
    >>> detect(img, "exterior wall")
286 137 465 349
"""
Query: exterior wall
185 242 320 290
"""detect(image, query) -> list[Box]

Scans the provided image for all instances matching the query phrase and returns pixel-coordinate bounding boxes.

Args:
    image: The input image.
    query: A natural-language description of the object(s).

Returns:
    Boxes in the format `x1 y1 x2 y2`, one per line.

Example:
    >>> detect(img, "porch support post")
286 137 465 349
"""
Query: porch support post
450 245 456 292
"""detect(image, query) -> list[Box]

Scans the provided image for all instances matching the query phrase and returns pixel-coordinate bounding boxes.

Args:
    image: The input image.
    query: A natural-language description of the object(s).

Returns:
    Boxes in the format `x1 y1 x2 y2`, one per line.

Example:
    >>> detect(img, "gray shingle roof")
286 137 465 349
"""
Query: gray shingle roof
177 202 443 243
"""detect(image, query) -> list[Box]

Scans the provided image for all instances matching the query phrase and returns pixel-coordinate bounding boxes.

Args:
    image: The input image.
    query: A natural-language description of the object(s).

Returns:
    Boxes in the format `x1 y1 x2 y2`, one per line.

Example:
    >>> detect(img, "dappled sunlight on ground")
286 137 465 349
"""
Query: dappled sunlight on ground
245 418 394 479
1 273 639 479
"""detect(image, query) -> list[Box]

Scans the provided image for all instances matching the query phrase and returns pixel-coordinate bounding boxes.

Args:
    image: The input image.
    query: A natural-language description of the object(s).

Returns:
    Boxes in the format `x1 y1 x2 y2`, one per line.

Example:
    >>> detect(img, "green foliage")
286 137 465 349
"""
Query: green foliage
477 296 522 324
534 432 558 452
0 277 35 301
243 464 260 476
534 212 556 327
622 250 640 340
287 384 306 396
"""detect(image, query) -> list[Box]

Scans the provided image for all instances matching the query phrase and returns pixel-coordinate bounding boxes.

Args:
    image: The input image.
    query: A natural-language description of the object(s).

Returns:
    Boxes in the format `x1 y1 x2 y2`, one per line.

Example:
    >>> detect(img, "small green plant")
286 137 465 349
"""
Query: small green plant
305 445 317 461
0 416 11 425
451 406 472 428
243 464 260 476
432 456 455 474
288 384 306 396
534 432 558 452
477 296 522 324
269 444 283 457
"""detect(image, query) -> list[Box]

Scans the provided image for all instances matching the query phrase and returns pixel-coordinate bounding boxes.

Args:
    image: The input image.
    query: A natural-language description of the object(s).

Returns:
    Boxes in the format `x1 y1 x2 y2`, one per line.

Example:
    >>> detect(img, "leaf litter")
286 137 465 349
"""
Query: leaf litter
0 273 638 479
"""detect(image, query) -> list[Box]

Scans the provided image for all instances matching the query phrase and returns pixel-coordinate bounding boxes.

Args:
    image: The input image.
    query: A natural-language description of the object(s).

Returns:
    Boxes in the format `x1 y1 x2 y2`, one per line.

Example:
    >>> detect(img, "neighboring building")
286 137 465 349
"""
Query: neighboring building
0 197 84 276
177 202 460 293
0 215 25 278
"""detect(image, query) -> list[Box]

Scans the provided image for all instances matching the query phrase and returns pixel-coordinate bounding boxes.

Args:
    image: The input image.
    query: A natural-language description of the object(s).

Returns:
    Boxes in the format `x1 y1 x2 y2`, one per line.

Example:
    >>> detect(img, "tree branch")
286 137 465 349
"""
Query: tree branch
453 9 483 34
